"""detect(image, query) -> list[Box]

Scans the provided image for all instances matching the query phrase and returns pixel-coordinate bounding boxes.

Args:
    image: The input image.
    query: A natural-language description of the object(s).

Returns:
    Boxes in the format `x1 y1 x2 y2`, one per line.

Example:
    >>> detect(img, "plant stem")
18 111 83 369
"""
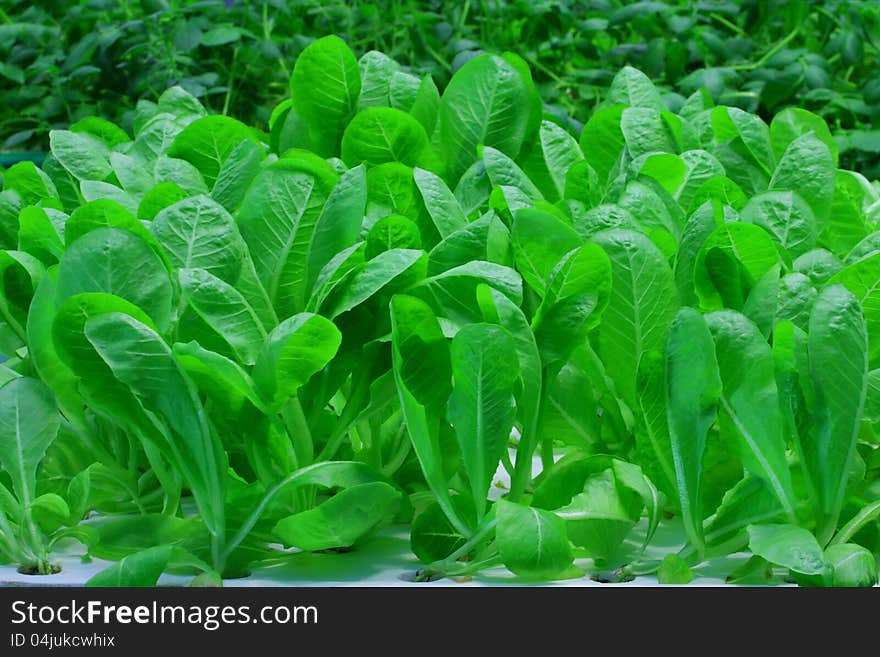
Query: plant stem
222 46 240 116
677 533 748 566
283 396 314 466
443 554 502 577
500 447 514 478
0 511 26 563
710 12 748 37
22 508 48 575
432 516 497 570
418 537 501 581
729 27 800 71
262 2 290 79
367 415 383 469
830 499 880 546
0 305 26 344
509 373 548 501
458 0 471 34
221 461 334 563
381 419 411 477
211 532 224 576
316 377 370 462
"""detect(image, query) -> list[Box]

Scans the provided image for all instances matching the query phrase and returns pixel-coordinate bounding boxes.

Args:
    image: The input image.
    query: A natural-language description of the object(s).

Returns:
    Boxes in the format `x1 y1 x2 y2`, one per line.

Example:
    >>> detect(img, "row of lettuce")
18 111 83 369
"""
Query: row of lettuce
0 36 878 585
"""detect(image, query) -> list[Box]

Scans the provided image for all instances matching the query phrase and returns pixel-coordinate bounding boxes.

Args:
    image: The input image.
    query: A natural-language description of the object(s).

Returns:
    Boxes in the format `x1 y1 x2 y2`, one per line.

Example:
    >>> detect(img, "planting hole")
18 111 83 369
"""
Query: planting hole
398 569 445 583
17 563 62 576
590 570 635 584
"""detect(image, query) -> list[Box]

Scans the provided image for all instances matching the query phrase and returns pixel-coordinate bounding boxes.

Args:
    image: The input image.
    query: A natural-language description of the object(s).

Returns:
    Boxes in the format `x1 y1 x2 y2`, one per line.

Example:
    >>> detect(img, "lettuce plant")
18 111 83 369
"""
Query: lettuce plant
0 35 877 586
1 85 414 579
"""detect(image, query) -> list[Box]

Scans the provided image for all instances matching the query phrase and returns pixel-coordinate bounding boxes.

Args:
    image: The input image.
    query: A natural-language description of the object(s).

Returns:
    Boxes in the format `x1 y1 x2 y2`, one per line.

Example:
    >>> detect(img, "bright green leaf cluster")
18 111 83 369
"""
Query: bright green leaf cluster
0 37 877 587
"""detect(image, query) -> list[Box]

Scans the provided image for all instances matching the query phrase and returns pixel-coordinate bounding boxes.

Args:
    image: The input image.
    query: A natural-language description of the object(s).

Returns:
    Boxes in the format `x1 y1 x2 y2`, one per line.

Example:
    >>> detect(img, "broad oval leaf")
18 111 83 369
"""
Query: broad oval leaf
305 165 367 299
806 284 868 542
56 227 173 332
621 108 677 158
25 273 83 425
341 107 438 171
0 377 60 503
482 146 543 200
497 499 573 578
0 250 45 340
17 206 63 265
511 208 581 297
49 130 112 182
174 341 265 415
554 468 641 564
794 248 843 286
237 159 338 317
634 350 677 503
438 54 532 183
325 248 424 319
705 310 796 518
389 294 451 411
769 132 835 223
290 35 361 157
273 482 401 551
704 476 784 547
179 268 267 366
413 167 468 239
694 222 779 311
66 199 155 248
365 215 421 259
252 312 342 412
79 181 139 215
138 182 189 221
608 66 663 109
211 139 264 213
575 203 638 244
84 312 226 535
357 50 400 109
827 252 880 364
579 104 626 186
2 161 59 206
593 229 679 408
85 545 173 588
390 295 469 536
665 307 721 554
741 190 816 258
711 106 774 175
770 108 838 166
532 242 612 368
409 260 522 327
410 498 470 563
747 524 828 576
427 211 510 275
522 119 584 202
476 284 541 497
824 544 878 587
152 195 245 283
167 115 256 188
52 292 156 392
447 323 519 521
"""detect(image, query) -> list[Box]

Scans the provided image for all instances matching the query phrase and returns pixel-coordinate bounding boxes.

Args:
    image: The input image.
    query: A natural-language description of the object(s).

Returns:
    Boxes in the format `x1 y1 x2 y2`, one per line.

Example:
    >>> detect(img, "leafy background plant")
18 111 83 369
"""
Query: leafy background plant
2 1 878 176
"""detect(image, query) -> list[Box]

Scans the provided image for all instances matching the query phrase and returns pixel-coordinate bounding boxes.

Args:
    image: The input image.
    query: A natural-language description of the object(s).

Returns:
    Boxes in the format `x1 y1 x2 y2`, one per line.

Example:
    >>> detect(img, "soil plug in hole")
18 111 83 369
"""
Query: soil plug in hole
399 569 445 583
17 563 61 576
591 569 635 584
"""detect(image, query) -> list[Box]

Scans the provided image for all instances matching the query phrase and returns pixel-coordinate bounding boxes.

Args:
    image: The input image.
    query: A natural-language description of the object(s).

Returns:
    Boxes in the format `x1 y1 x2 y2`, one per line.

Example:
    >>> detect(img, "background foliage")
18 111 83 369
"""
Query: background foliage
2 0 878 175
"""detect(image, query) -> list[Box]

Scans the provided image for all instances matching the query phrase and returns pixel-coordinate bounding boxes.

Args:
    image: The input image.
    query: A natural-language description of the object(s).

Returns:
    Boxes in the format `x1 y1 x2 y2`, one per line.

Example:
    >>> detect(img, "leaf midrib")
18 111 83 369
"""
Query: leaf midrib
267 175 317 308
719 396 793 518
14 399 32 513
